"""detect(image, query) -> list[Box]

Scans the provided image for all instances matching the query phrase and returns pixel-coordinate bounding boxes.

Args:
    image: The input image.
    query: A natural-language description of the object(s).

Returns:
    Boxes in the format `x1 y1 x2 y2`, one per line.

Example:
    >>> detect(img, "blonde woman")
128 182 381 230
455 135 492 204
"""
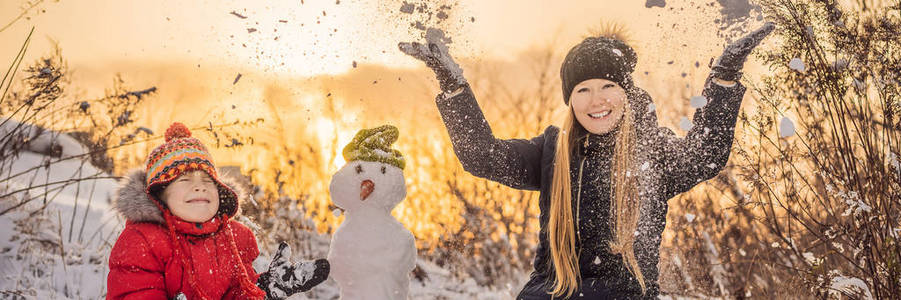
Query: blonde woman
399 23 773 299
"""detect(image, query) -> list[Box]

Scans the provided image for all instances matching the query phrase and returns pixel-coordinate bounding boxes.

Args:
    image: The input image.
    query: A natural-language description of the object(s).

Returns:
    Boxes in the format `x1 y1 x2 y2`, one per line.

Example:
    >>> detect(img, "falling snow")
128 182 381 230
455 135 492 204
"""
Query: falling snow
690 95 708 109
679 117 694 131
779 116 795 138
645 0 666 8
789 58 806 72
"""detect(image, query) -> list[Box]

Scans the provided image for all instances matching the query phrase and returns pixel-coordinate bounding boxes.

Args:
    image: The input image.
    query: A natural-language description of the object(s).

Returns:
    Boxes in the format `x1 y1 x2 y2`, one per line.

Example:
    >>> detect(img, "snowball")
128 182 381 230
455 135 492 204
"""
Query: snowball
647 103 656 113
640 161 650 171
685 213 696 223
594 256 601 265
689 96 708 109
779 116 795 138
679 117 694 131
739 249 747 256
611 48 623 57
789 58 806 72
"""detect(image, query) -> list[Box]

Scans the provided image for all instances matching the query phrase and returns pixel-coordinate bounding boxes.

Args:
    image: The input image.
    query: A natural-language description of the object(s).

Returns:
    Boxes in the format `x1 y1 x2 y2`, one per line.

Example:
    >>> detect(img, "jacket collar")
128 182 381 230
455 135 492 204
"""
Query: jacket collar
113 169 247 224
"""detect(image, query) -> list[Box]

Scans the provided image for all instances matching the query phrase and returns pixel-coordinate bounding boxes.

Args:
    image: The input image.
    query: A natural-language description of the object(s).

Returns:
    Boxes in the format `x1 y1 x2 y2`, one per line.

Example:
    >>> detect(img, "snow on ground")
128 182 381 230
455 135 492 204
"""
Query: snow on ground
1 145 123 299
288 258 527 300
1 123 528 299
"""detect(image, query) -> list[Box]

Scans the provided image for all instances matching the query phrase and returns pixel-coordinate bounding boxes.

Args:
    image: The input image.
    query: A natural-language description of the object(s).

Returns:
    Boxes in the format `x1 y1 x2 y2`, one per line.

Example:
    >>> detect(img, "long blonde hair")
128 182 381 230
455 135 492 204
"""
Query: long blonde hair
548 98 645 298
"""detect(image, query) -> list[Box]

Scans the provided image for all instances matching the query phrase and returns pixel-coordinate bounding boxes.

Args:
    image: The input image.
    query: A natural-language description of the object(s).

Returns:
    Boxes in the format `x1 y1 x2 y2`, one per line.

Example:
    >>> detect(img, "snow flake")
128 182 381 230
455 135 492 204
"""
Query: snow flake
647 102 656 113
640 161 650 171
690 96 708 109
332 208 342 217
779 116 795 138
611 48 623 57
685 213 695 223
594 256 601 265
789 58 806 72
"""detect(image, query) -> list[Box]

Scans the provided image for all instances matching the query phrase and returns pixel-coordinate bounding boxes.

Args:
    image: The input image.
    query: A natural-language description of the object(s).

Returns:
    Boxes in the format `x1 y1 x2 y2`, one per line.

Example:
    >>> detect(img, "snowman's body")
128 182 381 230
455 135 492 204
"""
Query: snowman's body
328 160 416 300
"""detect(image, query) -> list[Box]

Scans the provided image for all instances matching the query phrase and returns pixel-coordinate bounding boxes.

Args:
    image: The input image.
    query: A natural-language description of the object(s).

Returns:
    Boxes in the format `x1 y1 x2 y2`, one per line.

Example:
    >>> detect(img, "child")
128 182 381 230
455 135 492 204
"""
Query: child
107 122 329 300
400 23 774 299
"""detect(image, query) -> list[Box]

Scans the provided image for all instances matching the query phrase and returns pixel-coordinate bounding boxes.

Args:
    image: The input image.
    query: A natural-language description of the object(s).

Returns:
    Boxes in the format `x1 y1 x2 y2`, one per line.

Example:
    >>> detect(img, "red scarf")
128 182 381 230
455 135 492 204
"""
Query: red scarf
154 201 266 300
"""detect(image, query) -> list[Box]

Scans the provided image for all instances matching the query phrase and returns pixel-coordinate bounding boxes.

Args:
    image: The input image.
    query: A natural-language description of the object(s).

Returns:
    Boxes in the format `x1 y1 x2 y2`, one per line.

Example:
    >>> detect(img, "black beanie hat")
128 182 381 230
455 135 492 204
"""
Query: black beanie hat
560 36 638 105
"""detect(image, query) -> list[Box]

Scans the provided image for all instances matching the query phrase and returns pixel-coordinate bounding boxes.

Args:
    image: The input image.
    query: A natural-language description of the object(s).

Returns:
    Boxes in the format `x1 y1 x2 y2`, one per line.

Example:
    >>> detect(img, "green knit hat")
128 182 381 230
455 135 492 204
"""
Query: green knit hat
342 125 405 170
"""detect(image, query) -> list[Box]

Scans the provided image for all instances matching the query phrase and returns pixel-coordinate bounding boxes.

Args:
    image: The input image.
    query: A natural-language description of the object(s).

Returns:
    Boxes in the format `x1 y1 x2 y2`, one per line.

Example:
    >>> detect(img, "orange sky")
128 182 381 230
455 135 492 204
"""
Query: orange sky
1 0 762 77
0 0 772 171
0 0 777 234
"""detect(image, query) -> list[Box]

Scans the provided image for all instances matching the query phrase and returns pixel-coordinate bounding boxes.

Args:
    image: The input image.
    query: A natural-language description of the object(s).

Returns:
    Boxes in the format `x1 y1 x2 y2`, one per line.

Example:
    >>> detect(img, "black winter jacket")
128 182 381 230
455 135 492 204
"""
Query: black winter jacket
434 77 746 299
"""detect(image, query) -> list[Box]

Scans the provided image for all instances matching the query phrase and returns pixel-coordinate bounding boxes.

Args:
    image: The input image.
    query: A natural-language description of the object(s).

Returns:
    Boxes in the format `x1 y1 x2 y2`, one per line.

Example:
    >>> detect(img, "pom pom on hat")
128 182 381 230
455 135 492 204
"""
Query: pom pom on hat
165 122 192 142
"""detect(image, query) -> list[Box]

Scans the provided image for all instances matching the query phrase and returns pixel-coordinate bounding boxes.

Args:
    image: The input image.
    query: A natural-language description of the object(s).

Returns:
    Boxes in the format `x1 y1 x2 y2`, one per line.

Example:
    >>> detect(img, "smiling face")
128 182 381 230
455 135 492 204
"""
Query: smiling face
570 78 627 135
160 170 220 223
329 160 406 214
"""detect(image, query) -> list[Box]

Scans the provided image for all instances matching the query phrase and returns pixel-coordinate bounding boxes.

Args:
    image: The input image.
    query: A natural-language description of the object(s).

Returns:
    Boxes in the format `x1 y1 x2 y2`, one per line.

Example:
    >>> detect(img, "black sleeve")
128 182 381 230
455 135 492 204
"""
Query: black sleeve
435 85 545 190
655 77 747 199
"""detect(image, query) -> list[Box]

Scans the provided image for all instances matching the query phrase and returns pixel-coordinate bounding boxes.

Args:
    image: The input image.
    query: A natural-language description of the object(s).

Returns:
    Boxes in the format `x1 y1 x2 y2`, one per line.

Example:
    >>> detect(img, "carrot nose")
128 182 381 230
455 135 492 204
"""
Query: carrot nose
361 180 375 201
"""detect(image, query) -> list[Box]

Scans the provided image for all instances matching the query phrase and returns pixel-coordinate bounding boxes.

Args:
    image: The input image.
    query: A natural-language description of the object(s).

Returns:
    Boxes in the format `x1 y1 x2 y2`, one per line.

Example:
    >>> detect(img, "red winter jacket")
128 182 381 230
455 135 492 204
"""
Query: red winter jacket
107 170 263 300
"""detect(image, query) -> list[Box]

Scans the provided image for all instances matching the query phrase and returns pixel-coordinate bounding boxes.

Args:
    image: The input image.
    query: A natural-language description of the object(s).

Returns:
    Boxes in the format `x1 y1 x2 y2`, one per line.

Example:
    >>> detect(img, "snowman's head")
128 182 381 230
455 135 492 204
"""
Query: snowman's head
329 160 406 213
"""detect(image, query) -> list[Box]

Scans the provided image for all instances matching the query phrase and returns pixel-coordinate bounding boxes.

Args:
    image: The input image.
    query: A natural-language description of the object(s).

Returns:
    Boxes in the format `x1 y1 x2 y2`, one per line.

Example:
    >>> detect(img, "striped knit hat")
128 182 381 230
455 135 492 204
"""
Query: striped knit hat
144 122 239 217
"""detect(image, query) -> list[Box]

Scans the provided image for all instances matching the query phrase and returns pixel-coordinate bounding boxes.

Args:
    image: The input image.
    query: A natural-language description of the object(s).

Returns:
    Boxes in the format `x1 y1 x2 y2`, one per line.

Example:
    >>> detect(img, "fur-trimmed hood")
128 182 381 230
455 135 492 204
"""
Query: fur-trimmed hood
113 169 247 223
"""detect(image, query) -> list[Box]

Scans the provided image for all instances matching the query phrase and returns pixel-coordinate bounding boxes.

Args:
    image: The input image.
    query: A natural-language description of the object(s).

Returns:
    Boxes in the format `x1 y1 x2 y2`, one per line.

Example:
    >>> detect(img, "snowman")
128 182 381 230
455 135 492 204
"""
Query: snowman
328 125 417 300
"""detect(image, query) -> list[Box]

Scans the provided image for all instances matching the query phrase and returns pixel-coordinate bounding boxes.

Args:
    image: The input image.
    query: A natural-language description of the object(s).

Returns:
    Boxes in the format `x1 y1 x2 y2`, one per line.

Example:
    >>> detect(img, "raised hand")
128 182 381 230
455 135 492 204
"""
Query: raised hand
711 22 776 81
257 242 330 300
398 41 466 92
